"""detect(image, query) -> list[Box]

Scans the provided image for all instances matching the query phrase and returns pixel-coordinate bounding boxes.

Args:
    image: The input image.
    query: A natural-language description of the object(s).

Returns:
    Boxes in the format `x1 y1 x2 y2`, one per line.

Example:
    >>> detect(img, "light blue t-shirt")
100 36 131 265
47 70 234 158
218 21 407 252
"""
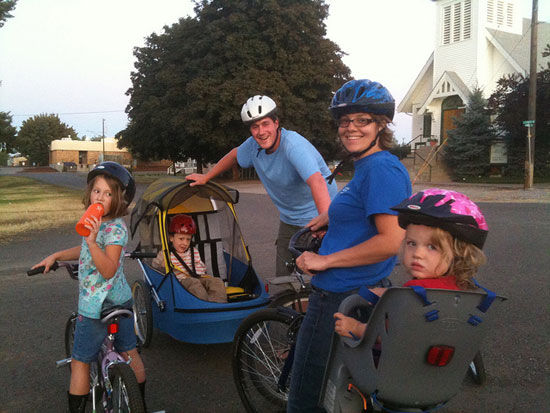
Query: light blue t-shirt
312 151 412 292
237 128 338 226
78 218 131 319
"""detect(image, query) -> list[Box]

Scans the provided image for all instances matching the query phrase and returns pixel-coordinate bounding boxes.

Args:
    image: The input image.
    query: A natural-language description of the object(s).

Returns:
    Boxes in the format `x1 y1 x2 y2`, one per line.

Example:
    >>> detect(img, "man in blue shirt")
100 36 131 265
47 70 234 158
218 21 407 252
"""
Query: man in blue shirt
187 95 338 276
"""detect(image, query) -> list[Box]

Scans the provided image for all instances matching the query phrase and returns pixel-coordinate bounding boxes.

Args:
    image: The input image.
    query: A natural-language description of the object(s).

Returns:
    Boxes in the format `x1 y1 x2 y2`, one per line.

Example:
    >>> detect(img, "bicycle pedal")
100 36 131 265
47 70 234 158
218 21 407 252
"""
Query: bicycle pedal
56 357 72 368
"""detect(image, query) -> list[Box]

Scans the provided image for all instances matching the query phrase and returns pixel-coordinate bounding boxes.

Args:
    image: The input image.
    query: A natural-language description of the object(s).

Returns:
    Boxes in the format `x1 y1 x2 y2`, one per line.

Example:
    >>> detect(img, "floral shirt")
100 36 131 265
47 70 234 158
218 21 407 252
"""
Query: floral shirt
78 218 131 319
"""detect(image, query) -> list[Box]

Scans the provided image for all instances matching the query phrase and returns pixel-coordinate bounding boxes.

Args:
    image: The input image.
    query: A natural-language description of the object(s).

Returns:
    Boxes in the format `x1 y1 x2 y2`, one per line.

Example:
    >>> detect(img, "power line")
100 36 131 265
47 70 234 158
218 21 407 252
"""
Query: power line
11 110 125 117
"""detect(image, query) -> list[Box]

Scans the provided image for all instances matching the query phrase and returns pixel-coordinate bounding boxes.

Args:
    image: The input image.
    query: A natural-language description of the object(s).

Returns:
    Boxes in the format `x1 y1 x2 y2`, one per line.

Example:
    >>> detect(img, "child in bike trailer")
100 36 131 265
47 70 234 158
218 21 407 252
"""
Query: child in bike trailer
334 188 488 340
152 213 227 303
32 162 146 413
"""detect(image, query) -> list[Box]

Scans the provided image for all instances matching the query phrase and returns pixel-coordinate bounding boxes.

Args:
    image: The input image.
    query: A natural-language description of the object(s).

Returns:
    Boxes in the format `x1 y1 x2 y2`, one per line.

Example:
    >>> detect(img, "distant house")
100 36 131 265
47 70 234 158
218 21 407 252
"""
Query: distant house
398 0 550 147
48 137 181 173
49 137 133 172
7 153 28 166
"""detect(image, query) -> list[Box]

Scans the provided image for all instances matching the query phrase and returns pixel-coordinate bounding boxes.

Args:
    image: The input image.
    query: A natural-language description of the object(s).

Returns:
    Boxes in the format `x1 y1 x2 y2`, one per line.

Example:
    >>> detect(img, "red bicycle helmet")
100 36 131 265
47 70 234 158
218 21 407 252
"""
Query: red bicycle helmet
391 189 488 249
168 214 196 235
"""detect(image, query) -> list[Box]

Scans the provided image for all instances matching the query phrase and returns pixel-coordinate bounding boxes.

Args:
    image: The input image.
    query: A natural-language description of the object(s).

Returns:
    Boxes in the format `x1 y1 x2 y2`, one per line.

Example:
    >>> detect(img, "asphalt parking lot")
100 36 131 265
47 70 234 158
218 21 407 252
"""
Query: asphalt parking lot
1 169 549 412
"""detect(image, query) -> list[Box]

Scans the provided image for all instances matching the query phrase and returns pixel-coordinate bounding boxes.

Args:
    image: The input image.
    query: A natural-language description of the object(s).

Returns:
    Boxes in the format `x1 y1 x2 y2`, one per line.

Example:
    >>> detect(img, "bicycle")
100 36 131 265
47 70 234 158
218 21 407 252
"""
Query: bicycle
231 235 488 413
233 293 487 413
231 227 318 413
28 253 153 413
265 227 322 312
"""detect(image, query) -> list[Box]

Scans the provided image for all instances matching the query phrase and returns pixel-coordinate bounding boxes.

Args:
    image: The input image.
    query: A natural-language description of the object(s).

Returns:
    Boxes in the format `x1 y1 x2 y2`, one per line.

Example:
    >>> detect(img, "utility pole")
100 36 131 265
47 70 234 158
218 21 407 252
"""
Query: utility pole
102 118 105 163
525 0 538 189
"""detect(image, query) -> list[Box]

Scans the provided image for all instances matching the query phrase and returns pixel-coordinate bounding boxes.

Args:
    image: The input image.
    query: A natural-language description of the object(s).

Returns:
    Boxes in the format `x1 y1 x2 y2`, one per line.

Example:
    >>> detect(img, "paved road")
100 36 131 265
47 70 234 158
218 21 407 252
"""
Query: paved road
1 170 549 412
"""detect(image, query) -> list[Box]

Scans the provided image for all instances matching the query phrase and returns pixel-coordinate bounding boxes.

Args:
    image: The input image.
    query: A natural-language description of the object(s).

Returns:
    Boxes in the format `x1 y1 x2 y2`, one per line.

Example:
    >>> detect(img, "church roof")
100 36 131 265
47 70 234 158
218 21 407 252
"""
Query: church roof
398 18 550 114
487 18 550 75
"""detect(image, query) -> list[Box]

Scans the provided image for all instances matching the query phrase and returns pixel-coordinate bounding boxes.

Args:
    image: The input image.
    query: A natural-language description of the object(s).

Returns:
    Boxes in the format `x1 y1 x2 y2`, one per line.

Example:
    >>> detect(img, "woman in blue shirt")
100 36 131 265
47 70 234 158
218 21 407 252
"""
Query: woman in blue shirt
287 79 412 412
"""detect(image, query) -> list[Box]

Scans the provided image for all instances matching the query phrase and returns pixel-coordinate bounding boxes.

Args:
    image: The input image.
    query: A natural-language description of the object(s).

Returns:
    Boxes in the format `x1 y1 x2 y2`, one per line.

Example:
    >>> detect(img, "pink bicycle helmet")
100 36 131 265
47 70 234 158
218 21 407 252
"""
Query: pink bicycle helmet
168 214 197 235
391 189 489 249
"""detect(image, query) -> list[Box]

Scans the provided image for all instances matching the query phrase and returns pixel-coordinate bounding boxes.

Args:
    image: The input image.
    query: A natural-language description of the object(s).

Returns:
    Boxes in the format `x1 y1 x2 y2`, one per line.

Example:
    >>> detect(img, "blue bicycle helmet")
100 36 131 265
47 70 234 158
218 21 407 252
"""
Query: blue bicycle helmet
87 161 136 205
329 79 395 120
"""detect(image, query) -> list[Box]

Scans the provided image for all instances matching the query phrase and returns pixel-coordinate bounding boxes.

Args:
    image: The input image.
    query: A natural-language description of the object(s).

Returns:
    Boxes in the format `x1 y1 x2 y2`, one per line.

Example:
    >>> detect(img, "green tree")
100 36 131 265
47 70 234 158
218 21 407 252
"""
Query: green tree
0 0 17 28
443 88 496 179
0 111 17 153
15 114 78 166
121 0 350 170
488 45 550 177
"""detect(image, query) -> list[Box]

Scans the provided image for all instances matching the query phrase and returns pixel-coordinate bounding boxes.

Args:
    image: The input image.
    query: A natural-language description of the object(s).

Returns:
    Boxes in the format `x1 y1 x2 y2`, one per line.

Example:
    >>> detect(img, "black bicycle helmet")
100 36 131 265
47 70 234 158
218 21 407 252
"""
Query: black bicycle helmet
329 79 395 120
87 161 136 205
391 189 489 249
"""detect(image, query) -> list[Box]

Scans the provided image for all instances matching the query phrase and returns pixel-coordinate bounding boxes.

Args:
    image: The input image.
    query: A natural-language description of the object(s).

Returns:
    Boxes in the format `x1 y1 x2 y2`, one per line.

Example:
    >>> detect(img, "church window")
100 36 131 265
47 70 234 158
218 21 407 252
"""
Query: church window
487 0 515 29
442 0 472 45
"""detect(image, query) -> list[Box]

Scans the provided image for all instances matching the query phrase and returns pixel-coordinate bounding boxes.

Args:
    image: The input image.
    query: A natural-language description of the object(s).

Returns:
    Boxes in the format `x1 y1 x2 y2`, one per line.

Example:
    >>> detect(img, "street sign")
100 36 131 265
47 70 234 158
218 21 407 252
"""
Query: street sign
523 120 535 127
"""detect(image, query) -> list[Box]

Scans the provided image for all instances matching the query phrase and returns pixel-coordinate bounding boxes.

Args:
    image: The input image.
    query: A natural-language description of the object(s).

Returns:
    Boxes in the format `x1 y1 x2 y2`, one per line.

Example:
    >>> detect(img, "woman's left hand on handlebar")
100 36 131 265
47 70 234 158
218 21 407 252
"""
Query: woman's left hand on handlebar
306 211 329 233
296 251 328 275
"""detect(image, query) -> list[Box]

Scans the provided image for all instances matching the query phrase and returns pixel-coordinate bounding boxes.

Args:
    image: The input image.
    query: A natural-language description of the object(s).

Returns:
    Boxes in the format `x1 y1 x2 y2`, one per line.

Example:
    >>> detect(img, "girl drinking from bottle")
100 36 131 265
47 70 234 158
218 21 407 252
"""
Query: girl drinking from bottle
32 161 146 413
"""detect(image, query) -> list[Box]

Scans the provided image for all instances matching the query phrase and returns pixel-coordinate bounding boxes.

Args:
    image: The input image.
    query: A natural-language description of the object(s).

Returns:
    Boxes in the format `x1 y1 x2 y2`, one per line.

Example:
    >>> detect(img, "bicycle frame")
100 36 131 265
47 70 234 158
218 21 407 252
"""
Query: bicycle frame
93 309 135 413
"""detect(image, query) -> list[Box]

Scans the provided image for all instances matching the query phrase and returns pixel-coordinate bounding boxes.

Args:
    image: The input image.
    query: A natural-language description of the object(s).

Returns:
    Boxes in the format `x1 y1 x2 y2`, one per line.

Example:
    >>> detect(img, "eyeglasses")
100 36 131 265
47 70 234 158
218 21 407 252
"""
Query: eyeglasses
337 117 376 128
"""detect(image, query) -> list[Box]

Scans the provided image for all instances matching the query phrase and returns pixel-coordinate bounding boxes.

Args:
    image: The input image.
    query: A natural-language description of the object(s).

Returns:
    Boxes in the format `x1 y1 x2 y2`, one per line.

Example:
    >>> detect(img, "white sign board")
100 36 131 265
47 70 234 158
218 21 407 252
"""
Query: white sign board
490 141 508 164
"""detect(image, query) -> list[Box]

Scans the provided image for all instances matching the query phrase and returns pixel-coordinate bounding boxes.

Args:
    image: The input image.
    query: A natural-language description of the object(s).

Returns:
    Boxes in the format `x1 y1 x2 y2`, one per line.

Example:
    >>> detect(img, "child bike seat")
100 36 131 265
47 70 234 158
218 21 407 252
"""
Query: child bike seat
321 287 506 412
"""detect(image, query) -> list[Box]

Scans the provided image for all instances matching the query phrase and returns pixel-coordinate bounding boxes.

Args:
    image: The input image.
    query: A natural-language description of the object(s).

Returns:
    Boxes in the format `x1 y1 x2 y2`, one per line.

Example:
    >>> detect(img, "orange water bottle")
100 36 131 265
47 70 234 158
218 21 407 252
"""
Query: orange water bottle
75 203 104 236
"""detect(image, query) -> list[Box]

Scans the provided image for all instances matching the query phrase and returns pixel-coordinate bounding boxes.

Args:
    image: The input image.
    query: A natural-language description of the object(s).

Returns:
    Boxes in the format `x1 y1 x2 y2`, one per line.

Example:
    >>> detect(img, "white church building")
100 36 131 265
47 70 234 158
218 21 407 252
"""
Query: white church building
398 0 550 147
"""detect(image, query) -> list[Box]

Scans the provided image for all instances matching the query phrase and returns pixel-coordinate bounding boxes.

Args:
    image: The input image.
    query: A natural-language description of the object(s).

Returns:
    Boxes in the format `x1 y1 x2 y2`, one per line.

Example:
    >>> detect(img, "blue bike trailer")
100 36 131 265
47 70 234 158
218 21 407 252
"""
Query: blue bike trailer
130 177 270 344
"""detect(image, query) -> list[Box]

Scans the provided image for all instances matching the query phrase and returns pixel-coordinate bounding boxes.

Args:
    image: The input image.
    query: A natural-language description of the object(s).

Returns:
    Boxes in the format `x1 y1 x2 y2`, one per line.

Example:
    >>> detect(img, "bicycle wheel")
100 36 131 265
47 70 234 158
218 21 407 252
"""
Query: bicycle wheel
64 313 77 359
132 280 153 348
468 351 487 385
269 288 310 314
232 307 300 413
108 363 146 413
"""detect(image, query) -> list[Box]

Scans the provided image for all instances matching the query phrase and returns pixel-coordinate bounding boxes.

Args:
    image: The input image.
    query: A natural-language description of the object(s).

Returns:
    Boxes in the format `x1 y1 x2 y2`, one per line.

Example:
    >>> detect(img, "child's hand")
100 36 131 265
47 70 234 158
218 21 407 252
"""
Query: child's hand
84 215 102 244
334 312 366 340
32 255 57 274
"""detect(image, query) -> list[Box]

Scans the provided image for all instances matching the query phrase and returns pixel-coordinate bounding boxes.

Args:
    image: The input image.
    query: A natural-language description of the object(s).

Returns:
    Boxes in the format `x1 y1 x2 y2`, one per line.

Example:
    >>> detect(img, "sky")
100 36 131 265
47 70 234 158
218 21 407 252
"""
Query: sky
1 0 548 144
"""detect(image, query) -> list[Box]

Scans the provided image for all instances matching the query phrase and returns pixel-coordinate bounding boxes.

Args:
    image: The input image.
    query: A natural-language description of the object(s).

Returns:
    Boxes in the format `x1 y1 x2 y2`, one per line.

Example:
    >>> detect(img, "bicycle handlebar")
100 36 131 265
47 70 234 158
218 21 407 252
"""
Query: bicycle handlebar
27 250 156 277
27 261 78 279
27 262 59 276
288 227 325 259
126 251 157 259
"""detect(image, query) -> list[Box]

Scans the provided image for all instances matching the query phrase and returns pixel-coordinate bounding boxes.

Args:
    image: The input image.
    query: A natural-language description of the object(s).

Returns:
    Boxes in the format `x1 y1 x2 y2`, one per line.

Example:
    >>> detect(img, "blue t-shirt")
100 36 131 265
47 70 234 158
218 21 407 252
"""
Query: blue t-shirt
237 128 338 226
78 218 131 319
312 151 412 292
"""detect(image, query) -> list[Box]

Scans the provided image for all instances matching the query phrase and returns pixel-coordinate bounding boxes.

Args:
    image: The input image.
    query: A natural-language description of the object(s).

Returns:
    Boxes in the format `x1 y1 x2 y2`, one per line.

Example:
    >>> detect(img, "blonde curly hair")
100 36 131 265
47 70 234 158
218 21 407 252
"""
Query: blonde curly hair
423 227 486 290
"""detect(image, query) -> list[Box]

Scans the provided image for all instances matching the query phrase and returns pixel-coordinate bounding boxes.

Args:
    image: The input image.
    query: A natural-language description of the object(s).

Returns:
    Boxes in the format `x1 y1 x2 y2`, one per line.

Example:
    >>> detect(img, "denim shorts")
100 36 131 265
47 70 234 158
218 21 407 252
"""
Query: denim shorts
72 313 137 363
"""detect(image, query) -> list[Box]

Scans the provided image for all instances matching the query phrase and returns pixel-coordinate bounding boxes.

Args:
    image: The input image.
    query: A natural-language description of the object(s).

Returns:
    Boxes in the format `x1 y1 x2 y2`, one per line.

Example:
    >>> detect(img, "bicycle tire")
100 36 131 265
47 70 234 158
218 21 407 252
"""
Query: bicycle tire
64 313 77 359
269 288 311 314
108 363 146 413
232 307 299 413
132 280 153 348
468 351 487 385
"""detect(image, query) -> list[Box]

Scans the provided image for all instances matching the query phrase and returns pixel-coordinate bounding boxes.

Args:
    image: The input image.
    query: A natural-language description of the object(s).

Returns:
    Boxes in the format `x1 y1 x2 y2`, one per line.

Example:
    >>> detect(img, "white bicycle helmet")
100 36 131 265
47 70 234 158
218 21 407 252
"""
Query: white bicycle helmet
240 95 277 125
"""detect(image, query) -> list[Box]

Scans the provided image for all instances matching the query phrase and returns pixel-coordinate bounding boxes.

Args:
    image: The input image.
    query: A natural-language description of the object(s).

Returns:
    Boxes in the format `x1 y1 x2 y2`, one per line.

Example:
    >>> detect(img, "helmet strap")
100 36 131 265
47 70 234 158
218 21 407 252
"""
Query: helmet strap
327 129 383 184
349 128 383 160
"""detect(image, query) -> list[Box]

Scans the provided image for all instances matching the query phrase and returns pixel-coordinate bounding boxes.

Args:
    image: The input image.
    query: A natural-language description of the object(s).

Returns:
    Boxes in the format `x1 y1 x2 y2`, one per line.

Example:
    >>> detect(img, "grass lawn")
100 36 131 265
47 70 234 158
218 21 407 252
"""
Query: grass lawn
0 176 84 244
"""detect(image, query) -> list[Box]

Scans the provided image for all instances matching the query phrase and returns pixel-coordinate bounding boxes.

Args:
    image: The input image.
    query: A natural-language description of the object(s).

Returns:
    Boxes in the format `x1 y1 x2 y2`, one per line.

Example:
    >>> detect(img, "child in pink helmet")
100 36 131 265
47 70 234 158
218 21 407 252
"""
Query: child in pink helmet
152 214 227 303
335 188 488 339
